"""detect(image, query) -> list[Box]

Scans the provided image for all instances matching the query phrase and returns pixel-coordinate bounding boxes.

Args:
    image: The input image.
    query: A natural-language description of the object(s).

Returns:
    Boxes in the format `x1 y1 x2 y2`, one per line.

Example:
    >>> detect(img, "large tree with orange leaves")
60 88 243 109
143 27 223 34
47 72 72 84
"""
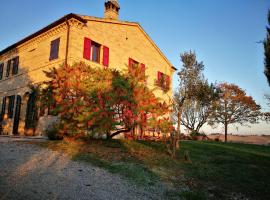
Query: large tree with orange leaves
209 83 261 142
43 62 173 139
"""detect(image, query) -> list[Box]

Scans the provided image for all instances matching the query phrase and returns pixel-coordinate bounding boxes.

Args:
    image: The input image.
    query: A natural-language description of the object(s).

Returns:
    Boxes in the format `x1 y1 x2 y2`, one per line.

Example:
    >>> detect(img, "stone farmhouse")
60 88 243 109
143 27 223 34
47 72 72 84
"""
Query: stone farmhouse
0 0 176 136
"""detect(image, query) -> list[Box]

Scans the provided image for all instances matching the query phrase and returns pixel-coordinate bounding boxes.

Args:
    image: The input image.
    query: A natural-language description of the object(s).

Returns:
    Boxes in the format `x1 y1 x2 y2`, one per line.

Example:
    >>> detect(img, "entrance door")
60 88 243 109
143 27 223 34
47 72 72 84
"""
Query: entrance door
13 95 21 135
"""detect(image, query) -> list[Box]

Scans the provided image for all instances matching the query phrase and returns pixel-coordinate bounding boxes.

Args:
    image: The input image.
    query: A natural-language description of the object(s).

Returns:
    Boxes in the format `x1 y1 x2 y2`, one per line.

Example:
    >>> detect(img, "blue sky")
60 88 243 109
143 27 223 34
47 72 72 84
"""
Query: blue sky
0 0 270 134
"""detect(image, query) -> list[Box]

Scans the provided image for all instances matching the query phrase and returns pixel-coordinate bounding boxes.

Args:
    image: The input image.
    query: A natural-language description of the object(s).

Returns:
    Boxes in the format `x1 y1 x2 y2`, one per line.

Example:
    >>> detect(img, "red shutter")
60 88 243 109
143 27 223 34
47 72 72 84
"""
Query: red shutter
166 75 170 87
140 63 145 72
157 71 162 81
83 37 91 60
103 46 109 67
129 58 133 67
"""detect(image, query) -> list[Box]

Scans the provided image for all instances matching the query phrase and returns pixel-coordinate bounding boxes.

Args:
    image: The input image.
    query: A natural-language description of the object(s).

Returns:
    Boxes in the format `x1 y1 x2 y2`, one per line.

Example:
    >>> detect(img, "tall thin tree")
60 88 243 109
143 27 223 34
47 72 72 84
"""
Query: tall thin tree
264 9 270 86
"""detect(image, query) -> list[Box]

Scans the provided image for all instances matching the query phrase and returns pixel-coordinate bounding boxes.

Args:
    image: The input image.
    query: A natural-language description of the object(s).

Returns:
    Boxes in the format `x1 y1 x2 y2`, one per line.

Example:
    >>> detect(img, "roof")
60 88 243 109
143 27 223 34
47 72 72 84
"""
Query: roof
0 13 176 71
0 13 86 56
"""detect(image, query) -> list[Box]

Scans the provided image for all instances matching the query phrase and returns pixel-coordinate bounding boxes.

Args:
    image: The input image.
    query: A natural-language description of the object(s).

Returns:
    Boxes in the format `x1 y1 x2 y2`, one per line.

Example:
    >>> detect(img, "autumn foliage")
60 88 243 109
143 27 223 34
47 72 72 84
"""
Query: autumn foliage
209 83 261 142
43 62 173 139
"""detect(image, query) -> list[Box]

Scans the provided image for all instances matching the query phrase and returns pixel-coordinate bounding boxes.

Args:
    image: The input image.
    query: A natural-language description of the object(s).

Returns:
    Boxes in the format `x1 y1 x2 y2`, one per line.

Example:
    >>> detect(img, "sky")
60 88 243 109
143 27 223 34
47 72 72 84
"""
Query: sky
0 0 270 135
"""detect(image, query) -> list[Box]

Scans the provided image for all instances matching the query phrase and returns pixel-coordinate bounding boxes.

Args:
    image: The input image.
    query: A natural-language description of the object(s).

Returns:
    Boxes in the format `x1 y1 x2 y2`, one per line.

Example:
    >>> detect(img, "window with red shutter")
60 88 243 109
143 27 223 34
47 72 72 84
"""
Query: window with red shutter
103 46 109 67
49 38 60 61
128 58 139 68
83 37 91 60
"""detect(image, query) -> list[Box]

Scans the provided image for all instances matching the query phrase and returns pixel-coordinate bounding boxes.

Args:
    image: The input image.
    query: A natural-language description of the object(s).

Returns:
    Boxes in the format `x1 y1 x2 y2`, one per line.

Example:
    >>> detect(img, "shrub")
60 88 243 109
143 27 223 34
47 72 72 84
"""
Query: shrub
46 124 63 140
190 131 207 140
190 131 205 137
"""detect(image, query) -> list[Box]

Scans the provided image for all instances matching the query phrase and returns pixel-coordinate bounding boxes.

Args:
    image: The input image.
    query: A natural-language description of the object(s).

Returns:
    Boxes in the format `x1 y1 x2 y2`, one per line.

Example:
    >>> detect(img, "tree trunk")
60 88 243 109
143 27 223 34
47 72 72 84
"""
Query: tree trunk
176 108 182 150
224 122 228 143
177 110 181 134
109 129 131 139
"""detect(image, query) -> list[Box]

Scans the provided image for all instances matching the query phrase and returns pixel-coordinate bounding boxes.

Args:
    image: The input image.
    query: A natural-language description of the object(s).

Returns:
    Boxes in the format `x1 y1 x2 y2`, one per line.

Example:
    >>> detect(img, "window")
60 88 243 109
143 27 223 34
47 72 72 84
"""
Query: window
25 92 37 129
7 95 15 119
12 56 19 75
6 60 11 77
83 37 109 66
49 38 60 61
156 71 170 92
91 42 101 63
0 97 6 121
128 58 146 75
0 63 3 80
129 58 139 68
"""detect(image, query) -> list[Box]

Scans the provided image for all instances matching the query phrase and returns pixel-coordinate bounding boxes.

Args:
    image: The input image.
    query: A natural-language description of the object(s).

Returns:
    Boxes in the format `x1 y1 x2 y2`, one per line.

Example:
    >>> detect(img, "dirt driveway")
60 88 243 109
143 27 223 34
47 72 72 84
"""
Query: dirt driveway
0 137 163 200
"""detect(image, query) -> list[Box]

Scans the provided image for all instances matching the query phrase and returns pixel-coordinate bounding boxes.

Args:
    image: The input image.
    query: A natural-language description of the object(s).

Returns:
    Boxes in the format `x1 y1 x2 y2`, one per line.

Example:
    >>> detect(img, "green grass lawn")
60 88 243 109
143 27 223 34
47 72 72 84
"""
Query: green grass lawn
31 139 270 200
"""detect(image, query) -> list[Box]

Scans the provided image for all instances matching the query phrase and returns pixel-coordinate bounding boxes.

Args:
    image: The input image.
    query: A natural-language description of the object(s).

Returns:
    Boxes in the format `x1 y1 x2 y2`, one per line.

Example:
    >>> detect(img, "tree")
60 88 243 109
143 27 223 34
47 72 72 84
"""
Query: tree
180 82 219 132
43 62 173 139
264 9 270 86
173 51 204 133
173 51 217 134
209 83 261 142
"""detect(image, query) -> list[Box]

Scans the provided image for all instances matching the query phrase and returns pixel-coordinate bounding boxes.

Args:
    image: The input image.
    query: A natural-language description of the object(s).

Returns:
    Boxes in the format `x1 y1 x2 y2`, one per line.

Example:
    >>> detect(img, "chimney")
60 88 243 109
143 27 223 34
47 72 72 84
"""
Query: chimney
104 0 120 20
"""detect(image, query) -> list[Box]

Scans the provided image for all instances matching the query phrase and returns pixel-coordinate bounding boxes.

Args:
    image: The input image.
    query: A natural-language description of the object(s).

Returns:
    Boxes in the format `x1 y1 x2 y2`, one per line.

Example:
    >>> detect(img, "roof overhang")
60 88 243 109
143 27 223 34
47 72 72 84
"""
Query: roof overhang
0 13 86 56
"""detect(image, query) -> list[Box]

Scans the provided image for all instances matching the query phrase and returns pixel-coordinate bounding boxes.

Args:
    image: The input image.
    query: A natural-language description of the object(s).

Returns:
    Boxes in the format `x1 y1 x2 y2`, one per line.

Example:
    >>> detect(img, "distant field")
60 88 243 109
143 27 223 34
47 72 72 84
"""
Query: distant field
29 139 270 200
208 134 270 145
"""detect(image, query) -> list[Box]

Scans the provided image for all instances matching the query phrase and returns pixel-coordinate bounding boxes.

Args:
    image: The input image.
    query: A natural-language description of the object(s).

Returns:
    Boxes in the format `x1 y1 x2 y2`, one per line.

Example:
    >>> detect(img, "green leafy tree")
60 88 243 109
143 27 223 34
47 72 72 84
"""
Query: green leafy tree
181 82 220 132
209 83 261 142
173 51 206 133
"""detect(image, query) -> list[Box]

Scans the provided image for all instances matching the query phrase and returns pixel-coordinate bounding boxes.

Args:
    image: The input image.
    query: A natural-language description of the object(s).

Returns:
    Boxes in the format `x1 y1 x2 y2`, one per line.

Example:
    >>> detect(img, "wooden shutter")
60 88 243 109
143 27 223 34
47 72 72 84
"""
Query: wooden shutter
8 95 15 119
157 71 162 81
103 46 109 67
49 38 60 61
129 58 133 67
12 56 19 75
166 75 170 87
0 63 3 80
140 63 145 72
83 37 91 60
6 60 11 77
0 97 6 121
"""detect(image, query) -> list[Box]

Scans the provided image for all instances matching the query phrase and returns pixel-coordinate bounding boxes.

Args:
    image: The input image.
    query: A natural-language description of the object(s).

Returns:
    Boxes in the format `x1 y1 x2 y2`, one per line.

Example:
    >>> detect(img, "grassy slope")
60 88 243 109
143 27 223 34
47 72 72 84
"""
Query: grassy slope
31 139 270 200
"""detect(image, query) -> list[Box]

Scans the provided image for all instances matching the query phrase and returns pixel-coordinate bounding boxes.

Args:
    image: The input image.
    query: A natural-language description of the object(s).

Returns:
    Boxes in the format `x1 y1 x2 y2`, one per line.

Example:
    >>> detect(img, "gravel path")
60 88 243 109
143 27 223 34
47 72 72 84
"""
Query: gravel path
0 137 165 200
